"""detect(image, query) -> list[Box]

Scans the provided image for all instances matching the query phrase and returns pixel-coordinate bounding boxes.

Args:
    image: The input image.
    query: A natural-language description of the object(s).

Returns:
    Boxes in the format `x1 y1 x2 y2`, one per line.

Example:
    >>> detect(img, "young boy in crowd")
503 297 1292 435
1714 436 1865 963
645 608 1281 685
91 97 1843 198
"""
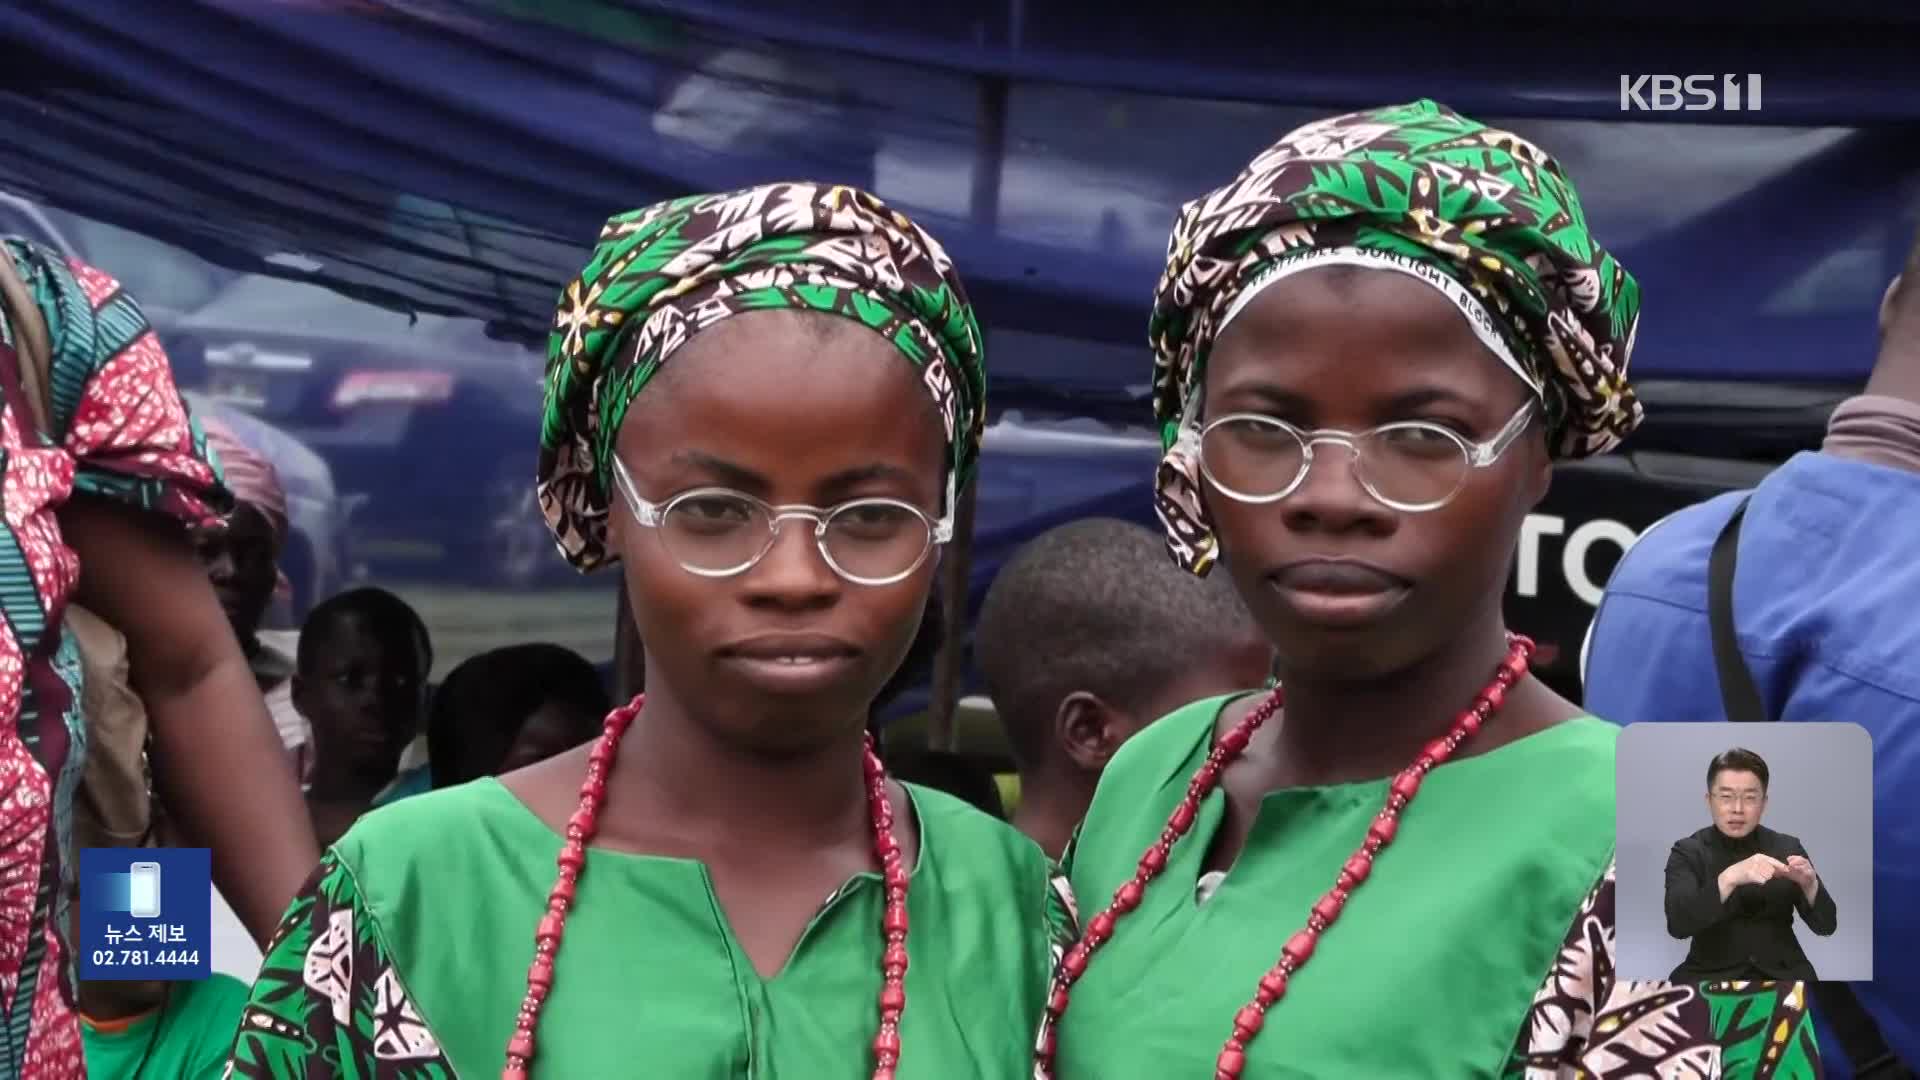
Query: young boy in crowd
976 518 1274 857
292 586 432 847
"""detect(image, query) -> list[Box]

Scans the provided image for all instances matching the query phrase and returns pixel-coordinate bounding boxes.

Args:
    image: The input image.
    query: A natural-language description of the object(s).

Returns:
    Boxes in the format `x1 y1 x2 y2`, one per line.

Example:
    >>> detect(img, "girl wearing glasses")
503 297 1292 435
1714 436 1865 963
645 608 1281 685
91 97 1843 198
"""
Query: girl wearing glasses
1037 101 1818 1077
227 184 1070 1078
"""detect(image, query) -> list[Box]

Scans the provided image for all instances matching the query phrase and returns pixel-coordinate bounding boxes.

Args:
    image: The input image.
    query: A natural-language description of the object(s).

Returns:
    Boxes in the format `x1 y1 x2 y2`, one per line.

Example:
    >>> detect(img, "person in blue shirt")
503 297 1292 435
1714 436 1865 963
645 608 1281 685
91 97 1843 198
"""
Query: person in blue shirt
1583 233 1920 1079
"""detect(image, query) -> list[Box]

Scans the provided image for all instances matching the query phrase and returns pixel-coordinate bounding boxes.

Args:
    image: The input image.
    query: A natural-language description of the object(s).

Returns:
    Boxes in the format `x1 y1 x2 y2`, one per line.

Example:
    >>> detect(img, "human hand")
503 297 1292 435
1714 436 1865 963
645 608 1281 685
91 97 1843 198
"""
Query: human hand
1784 854 1817 889
1720 853 1789 891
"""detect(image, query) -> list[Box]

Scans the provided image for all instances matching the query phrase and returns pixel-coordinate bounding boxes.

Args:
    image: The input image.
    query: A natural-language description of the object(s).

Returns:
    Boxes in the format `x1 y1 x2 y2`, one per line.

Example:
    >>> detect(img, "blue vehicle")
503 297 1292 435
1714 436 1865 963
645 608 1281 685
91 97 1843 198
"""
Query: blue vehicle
0 194 353 619
169 274 553 587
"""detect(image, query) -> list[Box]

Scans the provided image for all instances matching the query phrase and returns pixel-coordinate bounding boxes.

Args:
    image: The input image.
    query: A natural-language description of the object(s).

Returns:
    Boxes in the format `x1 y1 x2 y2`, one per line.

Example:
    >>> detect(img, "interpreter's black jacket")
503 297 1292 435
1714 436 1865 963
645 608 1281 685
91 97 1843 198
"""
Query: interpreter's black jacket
1665 824 1838 983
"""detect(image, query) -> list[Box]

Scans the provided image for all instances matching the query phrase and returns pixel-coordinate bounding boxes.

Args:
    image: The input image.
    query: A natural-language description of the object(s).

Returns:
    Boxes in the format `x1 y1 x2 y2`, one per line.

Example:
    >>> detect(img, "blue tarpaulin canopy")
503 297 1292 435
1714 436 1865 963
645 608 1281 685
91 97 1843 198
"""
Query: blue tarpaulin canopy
4 0 1919 414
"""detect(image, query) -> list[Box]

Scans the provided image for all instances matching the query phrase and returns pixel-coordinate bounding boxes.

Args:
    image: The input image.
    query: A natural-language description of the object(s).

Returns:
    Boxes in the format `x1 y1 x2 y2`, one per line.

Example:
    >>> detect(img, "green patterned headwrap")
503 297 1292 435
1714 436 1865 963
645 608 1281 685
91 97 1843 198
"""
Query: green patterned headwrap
1149 99 1643 575
538 182 986 571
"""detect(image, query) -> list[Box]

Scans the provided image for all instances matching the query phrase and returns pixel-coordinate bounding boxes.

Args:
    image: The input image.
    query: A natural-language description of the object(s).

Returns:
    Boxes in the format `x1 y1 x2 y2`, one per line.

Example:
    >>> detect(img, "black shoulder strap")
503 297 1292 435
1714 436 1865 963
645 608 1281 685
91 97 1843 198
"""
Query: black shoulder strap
1705 497 1911 1078
1707 500 1767 724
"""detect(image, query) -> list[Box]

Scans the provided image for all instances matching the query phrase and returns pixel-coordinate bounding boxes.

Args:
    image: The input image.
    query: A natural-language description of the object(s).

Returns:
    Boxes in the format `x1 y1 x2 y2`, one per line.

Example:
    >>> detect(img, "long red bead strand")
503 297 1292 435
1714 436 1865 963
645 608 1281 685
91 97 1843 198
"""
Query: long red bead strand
864 730 912 1080
503 694 914 1079
1035 635 1534 1079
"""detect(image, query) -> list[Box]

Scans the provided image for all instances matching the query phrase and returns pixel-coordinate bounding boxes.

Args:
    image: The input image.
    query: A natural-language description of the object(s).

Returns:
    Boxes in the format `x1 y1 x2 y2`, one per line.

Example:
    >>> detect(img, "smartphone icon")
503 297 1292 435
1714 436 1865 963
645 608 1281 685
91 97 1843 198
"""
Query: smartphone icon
128 862 162 919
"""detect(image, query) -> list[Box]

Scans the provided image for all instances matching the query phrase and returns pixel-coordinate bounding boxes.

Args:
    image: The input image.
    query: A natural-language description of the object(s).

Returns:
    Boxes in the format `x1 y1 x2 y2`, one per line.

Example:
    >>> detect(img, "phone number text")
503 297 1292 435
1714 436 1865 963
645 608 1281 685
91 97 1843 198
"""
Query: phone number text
88 949 201 967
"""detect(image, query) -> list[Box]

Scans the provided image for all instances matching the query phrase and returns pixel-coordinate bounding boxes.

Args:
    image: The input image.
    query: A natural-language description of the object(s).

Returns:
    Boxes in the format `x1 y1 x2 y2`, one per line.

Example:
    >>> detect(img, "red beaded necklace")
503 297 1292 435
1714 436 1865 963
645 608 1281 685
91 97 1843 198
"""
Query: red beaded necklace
502 694 913 1080
1035 635 1534 1079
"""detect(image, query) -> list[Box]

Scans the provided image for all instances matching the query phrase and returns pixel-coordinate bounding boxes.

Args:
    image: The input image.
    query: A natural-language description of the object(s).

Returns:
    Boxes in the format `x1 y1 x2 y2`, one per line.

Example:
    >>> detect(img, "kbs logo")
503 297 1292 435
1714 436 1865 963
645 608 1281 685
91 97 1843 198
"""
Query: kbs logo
1619 74 1763 112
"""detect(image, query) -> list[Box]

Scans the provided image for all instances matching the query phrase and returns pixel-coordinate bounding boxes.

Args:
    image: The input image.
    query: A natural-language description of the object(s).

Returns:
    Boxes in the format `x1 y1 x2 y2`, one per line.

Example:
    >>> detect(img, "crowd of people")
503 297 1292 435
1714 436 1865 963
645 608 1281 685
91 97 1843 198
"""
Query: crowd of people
0 97 1909 1078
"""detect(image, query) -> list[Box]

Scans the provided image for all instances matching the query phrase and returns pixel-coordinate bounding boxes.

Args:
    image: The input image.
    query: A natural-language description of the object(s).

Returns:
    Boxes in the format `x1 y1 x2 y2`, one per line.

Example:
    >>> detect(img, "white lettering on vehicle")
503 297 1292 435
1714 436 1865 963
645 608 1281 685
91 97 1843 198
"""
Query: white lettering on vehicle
1515 514 1644 608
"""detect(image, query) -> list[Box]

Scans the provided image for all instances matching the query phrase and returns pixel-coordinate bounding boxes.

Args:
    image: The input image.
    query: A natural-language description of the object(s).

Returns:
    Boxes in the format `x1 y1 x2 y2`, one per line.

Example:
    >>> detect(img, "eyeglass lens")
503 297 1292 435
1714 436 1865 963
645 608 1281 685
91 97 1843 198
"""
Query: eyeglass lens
660 492 933 581
1200 417 1474 508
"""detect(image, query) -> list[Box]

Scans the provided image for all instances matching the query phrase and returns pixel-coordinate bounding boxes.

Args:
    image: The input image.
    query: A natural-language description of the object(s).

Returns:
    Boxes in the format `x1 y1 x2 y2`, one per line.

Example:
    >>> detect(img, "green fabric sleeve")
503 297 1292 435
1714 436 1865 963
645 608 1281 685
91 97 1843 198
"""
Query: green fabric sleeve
225 852 455 1080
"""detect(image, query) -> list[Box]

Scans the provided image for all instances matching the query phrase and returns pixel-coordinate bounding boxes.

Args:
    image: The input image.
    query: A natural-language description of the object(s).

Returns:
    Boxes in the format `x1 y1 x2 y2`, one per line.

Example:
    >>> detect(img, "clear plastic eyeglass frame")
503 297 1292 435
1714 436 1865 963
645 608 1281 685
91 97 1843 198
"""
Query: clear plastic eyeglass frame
610 456 955 586
1182 399 1537 513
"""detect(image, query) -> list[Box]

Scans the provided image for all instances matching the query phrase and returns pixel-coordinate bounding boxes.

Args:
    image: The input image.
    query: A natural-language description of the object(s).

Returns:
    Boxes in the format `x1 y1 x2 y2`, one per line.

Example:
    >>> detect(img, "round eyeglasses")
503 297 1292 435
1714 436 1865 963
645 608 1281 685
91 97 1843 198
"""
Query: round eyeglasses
1193 401 1536 513
611 458 953 586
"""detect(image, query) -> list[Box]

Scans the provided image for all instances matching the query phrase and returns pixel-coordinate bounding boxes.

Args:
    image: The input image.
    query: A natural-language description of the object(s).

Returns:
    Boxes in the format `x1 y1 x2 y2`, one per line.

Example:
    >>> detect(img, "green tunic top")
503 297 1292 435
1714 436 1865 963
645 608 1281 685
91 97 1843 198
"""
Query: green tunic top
81 974 249 1080
227 777 1070 1079
1053 695 1823 1079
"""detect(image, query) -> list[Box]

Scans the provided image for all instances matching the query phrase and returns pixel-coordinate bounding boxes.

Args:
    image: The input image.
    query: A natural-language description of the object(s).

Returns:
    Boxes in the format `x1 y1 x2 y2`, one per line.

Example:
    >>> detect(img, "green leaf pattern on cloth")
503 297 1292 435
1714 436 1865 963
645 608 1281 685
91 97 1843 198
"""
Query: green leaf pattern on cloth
1707 981 1824 1080
224 854 452 1080
1504 859 1822 1078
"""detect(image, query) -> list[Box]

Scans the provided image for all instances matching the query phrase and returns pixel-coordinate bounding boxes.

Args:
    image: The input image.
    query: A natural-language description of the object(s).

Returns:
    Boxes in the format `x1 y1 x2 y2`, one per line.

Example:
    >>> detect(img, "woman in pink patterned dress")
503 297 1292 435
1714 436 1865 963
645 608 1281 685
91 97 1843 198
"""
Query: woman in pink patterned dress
0 236 319 1077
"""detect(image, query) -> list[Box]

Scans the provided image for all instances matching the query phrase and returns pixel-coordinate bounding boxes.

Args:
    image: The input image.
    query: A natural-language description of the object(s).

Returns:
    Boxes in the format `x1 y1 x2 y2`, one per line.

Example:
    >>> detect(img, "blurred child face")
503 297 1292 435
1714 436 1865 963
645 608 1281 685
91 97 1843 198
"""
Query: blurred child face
294 613 424 783
191 505 280 643
497 699 603 775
